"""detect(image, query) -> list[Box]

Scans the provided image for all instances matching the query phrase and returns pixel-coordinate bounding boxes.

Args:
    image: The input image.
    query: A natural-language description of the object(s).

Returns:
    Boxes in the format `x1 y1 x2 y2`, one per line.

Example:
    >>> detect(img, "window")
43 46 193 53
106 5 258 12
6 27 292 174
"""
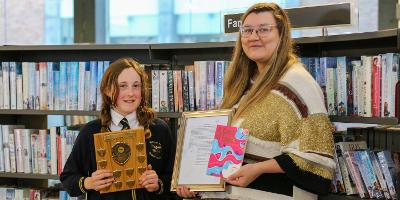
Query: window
107 0 293 44
0 0 73 45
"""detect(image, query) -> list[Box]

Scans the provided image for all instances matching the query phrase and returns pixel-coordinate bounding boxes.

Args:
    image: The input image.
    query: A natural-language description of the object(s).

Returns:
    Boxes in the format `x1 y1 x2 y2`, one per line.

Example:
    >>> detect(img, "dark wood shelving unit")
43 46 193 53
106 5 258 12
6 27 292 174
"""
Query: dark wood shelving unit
329 116 399 125
319 194 374 200
0 172 58 180
0 109 181 118
0 29 399 198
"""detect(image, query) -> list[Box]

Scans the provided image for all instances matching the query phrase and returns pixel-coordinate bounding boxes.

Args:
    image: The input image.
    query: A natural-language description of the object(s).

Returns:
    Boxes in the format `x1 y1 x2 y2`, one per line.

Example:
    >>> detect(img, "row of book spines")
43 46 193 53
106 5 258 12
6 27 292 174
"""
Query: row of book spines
0 125 78 176
149 61 230 112
332 141 398 199
0 61 110 111
0 188 78 200
0 187 51 200
301 53 399 118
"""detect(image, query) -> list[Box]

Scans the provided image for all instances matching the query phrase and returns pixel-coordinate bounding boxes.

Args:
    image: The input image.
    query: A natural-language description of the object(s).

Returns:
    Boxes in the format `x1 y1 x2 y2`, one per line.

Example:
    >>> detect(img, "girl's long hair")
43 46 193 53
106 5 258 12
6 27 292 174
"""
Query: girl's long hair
99 58 154 137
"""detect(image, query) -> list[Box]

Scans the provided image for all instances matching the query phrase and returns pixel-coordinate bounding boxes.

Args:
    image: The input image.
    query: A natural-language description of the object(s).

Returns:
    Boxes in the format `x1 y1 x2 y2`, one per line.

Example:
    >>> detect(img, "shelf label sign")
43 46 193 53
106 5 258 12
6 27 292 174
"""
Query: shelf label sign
224 13 243 33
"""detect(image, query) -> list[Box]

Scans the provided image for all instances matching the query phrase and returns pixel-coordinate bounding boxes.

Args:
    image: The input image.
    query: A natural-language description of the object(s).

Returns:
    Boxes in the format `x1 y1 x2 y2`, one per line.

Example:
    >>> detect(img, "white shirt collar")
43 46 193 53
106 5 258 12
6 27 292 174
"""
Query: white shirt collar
110 109 140 131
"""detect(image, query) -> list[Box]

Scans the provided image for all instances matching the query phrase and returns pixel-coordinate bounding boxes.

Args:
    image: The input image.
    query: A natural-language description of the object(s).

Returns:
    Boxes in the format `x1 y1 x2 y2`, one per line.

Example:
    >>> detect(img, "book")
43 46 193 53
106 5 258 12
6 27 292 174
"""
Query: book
9 62 17 109
344 151 369 198
151 69 160 111
368 150 391 199
207 125 249 178
354 150 383 198
2 62 10 109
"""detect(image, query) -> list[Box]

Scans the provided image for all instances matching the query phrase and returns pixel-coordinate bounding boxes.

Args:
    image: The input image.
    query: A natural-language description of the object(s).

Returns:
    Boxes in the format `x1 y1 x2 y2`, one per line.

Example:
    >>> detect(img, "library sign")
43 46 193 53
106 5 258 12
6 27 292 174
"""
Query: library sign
224 13 243 33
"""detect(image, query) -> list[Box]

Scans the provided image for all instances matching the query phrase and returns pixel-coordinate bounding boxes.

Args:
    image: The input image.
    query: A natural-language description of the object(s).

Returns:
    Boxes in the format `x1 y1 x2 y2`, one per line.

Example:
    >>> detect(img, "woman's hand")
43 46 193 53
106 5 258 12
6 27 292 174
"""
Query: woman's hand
84 169 114 191
139 164 160 192
225 163 261 187
176 185 197 198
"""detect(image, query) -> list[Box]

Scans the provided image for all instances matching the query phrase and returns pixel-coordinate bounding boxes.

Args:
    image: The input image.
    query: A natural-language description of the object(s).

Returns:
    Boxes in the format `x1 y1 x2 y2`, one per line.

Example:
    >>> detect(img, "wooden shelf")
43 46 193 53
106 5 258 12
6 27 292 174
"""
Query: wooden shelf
0 109 100 116
156 112 181 118
0 29 395 50
2 110 399 124
319 194 373 200
0 173 58 180
296 28 397 44
0 109 182 118
329 116 398 125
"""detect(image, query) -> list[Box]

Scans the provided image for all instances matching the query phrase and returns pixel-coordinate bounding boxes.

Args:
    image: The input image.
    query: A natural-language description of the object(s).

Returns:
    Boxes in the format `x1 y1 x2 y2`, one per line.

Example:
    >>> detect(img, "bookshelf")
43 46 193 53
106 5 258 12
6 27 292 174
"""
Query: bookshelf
0 28 399 199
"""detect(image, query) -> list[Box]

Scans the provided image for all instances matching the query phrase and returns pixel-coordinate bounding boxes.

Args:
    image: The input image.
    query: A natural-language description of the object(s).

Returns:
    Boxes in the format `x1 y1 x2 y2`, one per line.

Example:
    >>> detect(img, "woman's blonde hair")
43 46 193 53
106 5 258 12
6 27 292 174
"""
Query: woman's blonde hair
220 2 298 120
99 58 154 137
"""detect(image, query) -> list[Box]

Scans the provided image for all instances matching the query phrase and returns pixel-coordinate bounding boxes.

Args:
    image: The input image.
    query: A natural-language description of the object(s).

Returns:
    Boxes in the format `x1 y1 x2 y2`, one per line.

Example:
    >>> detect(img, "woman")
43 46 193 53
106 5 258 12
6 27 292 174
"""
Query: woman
178 2 335 200
60 58 175 200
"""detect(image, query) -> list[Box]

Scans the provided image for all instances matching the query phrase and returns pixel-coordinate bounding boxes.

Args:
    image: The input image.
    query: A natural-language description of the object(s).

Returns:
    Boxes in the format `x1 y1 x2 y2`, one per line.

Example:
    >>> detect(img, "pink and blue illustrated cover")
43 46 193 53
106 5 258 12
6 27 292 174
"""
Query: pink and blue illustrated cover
207 125 249 178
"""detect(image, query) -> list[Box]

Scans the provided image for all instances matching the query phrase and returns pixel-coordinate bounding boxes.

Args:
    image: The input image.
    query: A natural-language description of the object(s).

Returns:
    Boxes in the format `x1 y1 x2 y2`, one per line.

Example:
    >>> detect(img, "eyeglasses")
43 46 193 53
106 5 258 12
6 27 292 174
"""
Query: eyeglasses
240 24 277 38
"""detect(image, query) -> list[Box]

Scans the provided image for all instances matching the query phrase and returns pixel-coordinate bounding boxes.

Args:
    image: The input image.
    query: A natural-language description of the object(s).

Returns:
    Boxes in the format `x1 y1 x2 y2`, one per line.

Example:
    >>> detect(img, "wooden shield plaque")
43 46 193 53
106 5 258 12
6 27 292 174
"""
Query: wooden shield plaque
94 128 147 193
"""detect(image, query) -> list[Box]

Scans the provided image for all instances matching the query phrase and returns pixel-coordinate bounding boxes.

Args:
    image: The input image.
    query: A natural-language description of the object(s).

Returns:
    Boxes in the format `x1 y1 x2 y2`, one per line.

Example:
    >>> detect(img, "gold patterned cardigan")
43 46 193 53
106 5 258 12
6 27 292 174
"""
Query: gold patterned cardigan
231 63 336 196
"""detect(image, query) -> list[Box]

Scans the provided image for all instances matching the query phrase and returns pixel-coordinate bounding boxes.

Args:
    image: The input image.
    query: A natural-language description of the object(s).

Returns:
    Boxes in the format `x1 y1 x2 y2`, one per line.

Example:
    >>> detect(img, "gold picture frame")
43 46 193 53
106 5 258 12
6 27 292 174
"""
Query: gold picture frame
171 109 233 192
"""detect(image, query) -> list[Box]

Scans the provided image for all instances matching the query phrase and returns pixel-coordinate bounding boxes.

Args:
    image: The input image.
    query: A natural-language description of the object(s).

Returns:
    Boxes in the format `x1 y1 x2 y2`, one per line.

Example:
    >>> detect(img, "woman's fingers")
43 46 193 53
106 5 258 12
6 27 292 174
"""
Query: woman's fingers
176 186 196 198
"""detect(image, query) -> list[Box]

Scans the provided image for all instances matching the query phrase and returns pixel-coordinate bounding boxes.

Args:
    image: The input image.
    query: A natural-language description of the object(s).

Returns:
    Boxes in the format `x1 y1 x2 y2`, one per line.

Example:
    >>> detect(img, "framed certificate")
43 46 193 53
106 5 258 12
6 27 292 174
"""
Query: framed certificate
171 109 233 191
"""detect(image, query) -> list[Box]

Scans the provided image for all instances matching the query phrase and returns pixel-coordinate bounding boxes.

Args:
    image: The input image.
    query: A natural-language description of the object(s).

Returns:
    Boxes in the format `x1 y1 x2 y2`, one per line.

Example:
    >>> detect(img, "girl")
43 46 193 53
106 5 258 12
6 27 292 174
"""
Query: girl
61 58 175 200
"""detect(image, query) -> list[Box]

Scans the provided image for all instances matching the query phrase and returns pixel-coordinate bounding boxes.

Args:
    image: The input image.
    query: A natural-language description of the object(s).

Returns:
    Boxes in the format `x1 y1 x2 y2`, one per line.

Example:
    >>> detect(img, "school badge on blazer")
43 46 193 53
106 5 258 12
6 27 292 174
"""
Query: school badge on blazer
94 128 147 194
149 141 162 159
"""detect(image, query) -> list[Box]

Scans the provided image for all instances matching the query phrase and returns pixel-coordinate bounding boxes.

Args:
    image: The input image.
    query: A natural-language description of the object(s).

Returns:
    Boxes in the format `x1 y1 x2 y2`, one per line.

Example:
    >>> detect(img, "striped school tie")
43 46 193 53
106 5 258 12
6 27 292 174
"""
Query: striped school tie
120 118 130 130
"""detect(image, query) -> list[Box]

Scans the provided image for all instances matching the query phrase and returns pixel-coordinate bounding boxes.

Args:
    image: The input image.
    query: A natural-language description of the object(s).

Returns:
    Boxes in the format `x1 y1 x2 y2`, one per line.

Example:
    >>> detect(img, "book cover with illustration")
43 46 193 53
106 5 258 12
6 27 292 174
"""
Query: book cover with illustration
207 125 249 178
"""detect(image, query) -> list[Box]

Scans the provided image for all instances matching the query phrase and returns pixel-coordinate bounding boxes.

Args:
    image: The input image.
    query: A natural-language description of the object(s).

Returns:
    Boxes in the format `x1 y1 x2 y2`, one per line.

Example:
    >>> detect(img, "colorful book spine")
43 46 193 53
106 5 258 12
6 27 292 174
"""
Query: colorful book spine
2 62 10 109
59 62 67 110
187 71 195 111
173 70 179 112
368 150 391 199
31 133 39 174
355 150 383 198
14 129 24 173
67 62 79 110
346 151 369 198
78 62 86 110
84 63 91 110
47 62 54 110
215 61 224 108
326 57 337 115
38 130 47 174
89 61 98 111
377 151 398 199
159 70 168 112
96 61 104 111
371 56 381 117
206 61 215 110
336 56 347 116
177 70 183 112
9 62 17 109
319 57 327 87
151 70 160 112
16 62 23 110
335 143 356 195
181 71 190 111
34 63 40 110
167 70 174 112
361 56 372 117
39 62 48 110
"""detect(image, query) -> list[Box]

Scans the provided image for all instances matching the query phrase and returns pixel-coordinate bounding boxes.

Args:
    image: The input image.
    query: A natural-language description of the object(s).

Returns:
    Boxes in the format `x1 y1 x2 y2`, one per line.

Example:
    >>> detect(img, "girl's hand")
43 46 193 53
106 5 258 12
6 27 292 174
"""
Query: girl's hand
139 164 160 192
85 169 114 191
